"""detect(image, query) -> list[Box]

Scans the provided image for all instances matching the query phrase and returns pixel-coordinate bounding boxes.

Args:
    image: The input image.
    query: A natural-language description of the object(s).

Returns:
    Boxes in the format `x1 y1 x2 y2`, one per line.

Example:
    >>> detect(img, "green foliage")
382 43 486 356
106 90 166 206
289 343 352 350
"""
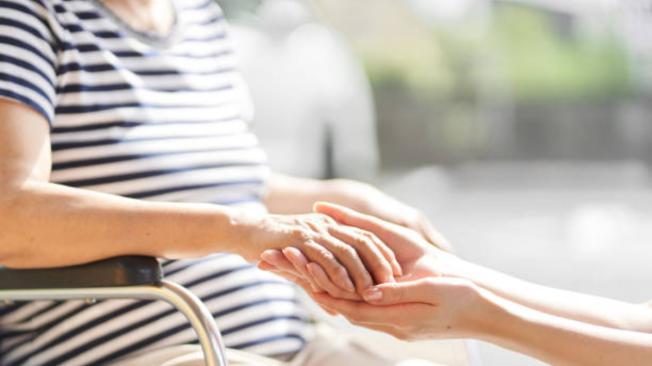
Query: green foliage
363 4 633 102
491 5 632 100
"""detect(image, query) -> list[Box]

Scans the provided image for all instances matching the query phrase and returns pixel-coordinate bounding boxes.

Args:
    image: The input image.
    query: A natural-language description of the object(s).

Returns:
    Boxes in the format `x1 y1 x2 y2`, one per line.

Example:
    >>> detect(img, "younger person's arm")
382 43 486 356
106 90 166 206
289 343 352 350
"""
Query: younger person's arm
262 203 652 333
456 259 652 333
309 278 652 366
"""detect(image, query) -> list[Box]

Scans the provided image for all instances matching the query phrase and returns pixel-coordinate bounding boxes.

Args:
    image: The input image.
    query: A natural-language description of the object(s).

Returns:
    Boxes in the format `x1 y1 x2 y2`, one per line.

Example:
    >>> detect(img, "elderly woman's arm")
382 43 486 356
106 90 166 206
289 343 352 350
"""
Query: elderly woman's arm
0 100 248 268
0 100 398 294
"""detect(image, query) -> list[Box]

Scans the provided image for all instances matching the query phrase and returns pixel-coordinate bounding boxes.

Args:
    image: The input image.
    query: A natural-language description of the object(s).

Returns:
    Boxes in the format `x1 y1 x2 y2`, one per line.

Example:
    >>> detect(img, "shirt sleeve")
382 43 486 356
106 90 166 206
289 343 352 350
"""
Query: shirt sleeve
0 0 59 124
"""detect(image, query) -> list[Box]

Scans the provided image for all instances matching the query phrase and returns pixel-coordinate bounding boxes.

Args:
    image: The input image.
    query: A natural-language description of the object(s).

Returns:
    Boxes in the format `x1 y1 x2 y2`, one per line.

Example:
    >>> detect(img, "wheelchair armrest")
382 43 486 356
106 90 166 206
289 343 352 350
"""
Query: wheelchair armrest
0 256 163 290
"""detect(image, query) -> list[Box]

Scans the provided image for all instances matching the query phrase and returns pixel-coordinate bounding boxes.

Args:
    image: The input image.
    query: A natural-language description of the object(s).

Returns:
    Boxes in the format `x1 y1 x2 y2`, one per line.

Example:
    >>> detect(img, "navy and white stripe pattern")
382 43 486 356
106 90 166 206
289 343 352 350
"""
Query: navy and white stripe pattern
0 0 312 364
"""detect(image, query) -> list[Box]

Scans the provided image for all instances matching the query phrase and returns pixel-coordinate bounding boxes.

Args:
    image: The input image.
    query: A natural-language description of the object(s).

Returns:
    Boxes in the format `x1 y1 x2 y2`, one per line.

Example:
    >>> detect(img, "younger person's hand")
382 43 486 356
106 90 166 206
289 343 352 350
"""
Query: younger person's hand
261 258 490 340
327 180 453 252
310 277 490 341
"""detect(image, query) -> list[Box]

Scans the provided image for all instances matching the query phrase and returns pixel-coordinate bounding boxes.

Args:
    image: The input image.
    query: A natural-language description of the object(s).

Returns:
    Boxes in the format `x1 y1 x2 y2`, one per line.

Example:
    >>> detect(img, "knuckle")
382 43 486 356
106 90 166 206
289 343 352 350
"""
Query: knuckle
291 227 311 242
308 242 334 260
334 243 357 258
357 234 373 246
350 235 372 251
319 247 337 262
361 231 376 241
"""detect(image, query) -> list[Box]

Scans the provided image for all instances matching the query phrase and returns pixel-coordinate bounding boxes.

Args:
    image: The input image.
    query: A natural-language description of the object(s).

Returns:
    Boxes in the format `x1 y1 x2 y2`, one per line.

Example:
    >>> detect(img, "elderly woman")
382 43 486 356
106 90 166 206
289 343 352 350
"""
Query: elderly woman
262 203 652 366
0 0 443 365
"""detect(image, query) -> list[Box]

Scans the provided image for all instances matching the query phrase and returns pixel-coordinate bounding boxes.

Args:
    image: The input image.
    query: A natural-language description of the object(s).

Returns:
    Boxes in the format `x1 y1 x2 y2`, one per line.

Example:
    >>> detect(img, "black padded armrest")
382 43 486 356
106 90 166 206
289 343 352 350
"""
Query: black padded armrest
0 256 163 290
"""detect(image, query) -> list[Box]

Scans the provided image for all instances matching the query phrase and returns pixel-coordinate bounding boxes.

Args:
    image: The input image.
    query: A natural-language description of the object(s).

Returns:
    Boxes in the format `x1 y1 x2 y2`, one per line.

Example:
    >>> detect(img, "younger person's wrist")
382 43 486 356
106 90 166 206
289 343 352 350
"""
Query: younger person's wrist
462 285 511 340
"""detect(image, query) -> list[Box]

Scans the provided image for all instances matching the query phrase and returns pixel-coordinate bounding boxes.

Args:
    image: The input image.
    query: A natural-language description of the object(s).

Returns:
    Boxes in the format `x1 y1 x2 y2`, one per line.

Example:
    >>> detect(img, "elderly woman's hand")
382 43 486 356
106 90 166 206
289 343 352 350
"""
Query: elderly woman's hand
245 212 402 294
258 203 467 299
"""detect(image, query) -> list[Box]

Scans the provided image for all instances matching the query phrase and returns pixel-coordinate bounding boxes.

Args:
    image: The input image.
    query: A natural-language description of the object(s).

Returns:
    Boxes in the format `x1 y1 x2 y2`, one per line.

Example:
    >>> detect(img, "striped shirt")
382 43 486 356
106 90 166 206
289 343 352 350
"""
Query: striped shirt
0 0 312 364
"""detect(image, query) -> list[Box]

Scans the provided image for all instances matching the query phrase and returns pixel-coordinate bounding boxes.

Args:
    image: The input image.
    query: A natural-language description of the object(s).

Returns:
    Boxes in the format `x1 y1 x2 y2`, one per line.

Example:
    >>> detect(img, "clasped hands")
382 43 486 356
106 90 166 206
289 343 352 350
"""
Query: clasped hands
257 202 488 341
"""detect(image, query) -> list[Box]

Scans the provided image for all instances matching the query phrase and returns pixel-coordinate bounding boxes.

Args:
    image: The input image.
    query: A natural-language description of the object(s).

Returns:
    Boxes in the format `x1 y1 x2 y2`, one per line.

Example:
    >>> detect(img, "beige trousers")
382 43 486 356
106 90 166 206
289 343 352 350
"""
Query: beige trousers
111 325 446 366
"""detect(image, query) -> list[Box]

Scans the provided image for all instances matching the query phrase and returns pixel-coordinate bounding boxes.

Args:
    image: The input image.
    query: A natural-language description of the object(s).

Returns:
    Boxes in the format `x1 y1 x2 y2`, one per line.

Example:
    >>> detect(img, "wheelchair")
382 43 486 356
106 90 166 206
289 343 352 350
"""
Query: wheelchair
0 256 229 366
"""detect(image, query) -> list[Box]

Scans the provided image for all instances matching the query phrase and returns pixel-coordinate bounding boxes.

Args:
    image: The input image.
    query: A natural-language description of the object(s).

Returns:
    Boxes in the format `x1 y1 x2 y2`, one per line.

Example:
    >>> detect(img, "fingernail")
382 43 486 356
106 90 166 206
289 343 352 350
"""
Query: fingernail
363 288 383 302
260 250 276 262
282 248 298 262
282 247 293 256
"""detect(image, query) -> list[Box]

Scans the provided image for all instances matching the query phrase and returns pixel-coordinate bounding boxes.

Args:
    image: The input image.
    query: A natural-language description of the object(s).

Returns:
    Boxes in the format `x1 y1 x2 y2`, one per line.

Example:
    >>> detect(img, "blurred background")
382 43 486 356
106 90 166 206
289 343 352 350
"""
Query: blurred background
217 1 652 364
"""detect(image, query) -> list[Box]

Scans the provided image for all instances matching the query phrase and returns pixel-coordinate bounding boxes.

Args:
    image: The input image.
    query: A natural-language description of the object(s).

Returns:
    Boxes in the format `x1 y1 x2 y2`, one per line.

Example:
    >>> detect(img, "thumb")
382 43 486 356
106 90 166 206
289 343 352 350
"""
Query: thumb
314 202 387 235
313 201 357 223
362 278 441 305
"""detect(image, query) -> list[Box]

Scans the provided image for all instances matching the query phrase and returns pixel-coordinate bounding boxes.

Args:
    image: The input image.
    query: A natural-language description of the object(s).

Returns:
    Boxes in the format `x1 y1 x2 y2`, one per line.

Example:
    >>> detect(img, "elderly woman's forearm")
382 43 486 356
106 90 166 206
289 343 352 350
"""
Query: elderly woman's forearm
0 180 256 268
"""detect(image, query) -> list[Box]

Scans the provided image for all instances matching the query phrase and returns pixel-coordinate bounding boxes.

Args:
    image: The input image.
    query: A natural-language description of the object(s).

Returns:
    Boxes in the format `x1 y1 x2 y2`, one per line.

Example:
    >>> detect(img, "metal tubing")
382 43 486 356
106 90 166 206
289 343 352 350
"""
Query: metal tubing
0 281 228 366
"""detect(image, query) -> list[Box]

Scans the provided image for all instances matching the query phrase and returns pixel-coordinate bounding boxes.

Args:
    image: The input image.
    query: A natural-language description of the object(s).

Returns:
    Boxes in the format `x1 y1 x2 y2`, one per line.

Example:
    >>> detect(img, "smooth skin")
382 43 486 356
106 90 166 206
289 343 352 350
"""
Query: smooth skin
260 203 652 366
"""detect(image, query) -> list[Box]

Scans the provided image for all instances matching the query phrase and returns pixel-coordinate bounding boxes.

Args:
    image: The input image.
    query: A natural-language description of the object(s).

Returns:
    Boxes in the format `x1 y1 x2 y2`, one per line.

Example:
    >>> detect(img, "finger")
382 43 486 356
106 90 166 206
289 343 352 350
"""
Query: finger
257 260 277 271
283 247 324 293
300 240 356 293
311 234 374 292
268 268 315 294
362 278 459 305
257 257 318 293
310 292 396 323
306 262 362 301
320 304 339 316
305 221 373 291
260 249 296 273
314 292 427 328
361 229 403 277
314 202 394 238
257 257 302 278
261 248 308 280
327 226 395 285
